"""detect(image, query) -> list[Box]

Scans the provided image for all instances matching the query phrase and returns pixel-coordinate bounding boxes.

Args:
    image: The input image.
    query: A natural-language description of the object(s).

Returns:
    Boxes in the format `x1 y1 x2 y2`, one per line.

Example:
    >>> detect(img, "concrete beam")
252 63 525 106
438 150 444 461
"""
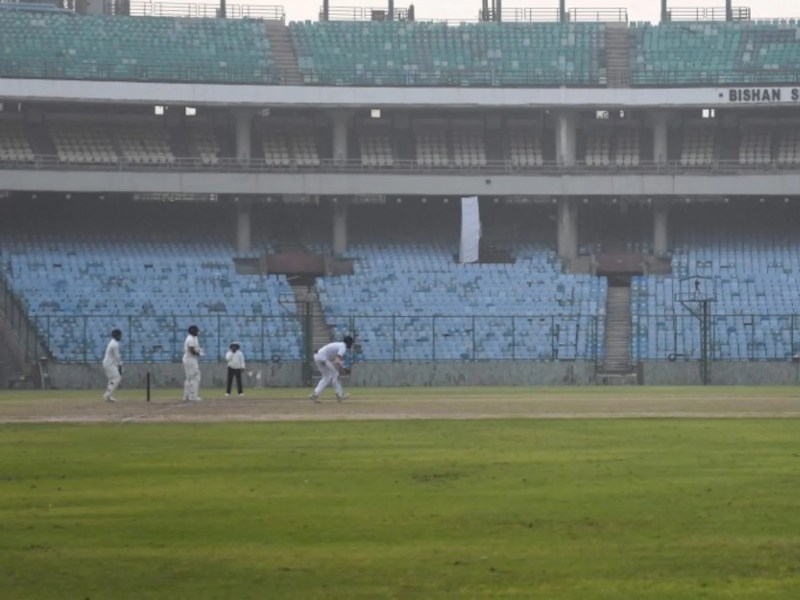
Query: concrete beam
4 169 800 198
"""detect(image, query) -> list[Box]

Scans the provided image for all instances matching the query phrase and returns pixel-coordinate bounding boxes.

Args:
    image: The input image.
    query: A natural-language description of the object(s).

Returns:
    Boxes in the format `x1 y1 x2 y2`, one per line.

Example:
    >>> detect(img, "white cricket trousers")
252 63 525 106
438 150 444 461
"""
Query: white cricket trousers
313 356 344 397
183 357 201 401
103 363 121 398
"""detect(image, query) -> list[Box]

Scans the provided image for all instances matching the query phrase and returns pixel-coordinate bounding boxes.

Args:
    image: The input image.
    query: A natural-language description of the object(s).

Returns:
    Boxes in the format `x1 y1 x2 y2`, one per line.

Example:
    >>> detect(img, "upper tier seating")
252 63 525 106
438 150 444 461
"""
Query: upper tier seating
680 128 715 166
0 12 275 83
507 129 544 167
739 128 773 165
358 129 395 167
290 132 321 167
51 122 117 164
630 21 800 86
0 235 302 362
615 128 641 167
189 124 222 166
261 132 292 166
0 121 34 162
116 124 175 165
415 129 450 167
776 128 800 165
452 129 487 168
290 21 606 87
584 130 611 167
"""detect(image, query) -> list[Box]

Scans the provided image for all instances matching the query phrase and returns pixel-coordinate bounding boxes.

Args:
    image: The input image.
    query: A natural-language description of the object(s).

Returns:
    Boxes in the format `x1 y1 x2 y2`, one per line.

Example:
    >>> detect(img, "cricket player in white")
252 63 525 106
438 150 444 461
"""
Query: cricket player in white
183 325 203 402
309 336 353 402
102 329 123 402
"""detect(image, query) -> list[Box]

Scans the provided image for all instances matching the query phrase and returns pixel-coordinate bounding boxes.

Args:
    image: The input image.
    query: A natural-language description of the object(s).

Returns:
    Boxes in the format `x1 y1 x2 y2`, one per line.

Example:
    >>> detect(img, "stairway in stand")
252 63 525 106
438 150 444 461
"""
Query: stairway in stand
290 284 333 352
604 23 631 88
264 21 304 86
601 286 635 382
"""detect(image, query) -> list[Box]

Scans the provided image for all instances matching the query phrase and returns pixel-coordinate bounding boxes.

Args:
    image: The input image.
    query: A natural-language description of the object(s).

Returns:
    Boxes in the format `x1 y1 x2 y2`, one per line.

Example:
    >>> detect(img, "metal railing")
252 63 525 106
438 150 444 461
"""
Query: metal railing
129 1 285 19
320 5 408 21
25 312 602 365
486 7 561 22
9 59 800 89
568 7 628 23
0 59 282 85
53 0 287 19
0 272 50 363
298 67 604 87
31 314 302 364
338 314 602 363
667 6 751 22
2 154 800 176
634 313 800 361
630 69 800 87
6 61 800 88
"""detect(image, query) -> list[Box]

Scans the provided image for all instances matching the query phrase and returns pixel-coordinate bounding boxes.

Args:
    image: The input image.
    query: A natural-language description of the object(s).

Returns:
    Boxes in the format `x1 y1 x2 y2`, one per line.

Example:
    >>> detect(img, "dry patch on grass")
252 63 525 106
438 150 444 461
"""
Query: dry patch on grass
1 387 799 423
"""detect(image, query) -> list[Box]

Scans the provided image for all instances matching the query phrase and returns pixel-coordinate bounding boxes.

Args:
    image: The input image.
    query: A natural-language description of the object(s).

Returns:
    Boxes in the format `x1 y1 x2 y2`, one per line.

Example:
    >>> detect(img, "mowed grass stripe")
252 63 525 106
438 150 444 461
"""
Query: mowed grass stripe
1 419 799 599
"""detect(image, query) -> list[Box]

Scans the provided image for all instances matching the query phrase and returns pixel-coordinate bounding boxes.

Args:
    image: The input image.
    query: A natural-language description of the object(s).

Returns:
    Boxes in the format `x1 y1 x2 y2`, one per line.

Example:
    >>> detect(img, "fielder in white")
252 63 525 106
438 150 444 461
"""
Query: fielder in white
309 336 354 403
183 324 203 402
102 329 123 403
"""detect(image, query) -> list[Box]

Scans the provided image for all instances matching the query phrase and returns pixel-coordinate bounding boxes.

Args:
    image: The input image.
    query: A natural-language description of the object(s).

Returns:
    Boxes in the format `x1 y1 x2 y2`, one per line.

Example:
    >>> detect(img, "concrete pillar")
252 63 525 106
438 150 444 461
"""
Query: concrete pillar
555 111 578 167
653 201 669 257
235 199 251 255
332 200 348 256
234 109 255 163
557 198 579 261
652 111 670 166
331 110 351 164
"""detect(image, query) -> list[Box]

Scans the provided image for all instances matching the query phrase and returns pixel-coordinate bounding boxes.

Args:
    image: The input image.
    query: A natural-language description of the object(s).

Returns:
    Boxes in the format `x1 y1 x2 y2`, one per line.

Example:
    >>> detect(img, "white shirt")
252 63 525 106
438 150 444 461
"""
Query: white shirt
103 338 122 367
183 334 201 361
315 341 347 363
225 350 246 370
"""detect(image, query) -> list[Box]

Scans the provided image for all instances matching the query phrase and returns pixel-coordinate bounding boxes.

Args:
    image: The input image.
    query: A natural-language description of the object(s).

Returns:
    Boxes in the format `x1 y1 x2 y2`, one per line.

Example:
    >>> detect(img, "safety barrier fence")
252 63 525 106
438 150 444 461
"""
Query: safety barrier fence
666 6 751 22
634 313 800 362
2 155 800 175
22 313 603 365
7 309 800 365
5 61 800 88
0 271 49 363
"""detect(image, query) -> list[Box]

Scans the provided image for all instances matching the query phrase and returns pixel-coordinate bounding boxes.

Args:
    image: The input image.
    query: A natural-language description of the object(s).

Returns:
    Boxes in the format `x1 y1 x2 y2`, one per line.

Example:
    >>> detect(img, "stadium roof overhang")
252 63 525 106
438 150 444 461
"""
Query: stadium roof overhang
3 79 800 109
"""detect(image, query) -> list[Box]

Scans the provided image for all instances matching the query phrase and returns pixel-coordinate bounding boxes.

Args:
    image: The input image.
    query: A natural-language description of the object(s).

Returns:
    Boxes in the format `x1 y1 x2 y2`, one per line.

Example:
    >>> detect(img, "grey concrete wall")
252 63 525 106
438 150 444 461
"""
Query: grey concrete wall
641 361 800 385
348 361 597 386
1 78 785 110
6 169 800 198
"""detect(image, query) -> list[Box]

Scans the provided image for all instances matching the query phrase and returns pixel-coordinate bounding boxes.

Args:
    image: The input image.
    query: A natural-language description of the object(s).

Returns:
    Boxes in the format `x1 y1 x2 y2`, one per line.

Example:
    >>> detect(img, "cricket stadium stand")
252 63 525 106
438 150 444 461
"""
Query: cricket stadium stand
3 3 800 387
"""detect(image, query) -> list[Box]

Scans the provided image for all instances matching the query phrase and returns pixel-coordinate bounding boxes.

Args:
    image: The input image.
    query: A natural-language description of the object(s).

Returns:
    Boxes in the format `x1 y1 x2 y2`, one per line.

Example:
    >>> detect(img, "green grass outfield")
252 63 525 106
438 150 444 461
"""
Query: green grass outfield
1 388 800 598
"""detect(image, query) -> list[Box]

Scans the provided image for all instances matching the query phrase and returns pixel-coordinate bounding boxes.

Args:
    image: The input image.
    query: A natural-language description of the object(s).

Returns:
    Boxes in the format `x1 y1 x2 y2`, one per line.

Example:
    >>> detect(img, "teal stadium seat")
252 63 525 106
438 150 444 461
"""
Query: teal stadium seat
0 12 276 84
289 21 606 87
630 21 800 86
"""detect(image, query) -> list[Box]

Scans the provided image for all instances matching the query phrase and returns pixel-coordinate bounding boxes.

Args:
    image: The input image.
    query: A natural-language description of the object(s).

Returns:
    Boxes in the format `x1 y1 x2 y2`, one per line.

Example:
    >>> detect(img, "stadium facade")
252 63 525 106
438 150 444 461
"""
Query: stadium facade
2 1 800 388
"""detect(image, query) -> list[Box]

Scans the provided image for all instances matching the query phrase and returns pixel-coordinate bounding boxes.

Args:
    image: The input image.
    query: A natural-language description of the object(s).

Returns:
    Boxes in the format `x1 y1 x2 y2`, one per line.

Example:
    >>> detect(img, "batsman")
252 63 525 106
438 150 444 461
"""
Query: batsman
309 335 354 403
